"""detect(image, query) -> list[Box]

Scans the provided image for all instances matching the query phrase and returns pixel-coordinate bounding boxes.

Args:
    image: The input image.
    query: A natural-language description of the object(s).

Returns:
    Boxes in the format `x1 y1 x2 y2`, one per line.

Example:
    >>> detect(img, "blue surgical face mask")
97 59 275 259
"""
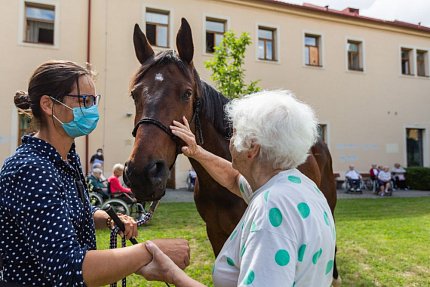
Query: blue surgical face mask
51 97 99 138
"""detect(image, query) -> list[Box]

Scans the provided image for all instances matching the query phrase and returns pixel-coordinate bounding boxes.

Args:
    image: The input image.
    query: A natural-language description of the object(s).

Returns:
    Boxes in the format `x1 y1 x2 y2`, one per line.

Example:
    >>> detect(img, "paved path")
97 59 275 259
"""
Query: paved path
161 188 430 202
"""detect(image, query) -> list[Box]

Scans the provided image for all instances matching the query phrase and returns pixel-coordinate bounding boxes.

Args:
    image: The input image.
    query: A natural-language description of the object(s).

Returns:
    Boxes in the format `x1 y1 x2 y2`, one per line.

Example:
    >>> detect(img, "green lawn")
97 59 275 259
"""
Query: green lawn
96 197 430 287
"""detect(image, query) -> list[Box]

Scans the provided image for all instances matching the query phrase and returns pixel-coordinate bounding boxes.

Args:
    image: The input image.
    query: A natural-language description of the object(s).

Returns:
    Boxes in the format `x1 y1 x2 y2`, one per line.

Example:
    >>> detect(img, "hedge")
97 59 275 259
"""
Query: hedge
405 167 430 190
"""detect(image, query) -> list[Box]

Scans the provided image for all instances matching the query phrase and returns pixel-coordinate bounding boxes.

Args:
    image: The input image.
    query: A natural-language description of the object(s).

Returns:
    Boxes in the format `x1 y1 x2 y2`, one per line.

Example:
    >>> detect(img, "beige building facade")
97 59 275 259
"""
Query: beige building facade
1 0 429 187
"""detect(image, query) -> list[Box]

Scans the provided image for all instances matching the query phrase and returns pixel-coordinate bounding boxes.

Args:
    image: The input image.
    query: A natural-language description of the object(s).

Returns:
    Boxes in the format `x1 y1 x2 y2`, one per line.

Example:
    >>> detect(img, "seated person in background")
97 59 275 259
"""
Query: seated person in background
87 168 108 199
91 162 106 181
369 164 379 180
345 165 362 192
392 163 408 190
377 166 392 196
108 163 136 203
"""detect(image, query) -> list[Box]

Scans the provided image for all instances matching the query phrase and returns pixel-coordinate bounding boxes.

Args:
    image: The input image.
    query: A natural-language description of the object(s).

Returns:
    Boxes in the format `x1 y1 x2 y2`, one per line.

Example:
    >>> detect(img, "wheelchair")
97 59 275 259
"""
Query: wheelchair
186 170 196 191
88 182 145 220
342 178 364 193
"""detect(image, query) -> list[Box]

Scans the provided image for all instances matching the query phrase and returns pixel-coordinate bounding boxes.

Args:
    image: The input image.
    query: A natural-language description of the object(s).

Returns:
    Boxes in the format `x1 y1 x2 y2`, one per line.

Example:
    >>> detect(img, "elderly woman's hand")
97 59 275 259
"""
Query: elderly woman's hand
170 116 199 158
137 240 184 283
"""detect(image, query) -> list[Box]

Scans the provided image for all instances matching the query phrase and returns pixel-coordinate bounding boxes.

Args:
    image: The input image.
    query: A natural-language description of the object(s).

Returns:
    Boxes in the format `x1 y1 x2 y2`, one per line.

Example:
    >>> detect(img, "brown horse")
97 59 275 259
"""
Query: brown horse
124 18 340 284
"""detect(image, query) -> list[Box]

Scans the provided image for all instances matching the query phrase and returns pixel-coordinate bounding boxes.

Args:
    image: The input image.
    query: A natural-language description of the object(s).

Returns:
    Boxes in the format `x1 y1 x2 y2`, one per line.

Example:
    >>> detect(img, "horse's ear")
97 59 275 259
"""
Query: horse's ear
176 18 194 64
133 23 154 65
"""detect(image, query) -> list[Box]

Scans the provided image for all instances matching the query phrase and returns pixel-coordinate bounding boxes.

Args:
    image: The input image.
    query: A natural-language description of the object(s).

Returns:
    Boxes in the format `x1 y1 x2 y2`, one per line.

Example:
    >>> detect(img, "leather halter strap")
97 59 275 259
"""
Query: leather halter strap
131 99 204 170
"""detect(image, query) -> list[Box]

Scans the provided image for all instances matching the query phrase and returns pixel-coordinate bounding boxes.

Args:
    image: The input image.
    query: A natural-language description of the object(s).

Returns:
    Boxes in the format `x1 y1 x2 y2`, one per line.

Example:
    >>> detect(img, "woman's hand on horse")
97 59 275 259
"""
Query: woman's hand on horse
118 214 138 239
137 240 184 283
170 116 199 158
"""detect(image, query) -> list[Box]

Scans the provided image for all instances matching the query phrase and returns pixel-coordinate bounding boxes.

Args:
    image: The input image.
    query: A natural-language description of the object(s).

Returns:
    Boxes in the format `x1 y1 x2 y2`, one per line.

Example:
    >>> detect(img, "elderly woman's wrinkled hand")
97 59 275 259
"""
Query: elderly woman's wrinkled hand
170 116 199 158
117 214 138 239
137 240 184 283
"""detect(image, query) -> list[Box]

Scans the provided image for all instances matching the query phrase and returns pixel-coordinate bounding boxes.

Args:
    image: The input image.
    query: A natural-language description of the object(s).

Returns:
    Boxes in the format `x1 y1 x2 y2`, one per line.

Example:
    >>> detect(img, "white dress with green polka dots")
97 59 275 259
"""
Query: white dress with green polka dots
212 169 336 287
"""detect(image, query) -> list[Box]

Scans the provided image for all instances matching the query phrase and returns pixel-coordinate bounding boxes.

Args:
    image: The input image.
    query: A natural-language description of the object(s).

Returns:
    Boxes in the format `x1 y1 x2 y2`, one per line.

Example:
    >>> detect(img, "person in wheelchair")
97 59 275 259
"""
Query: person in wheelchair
88 167 109 199
345 165 362 192
377 166 392 196
108 163 136 204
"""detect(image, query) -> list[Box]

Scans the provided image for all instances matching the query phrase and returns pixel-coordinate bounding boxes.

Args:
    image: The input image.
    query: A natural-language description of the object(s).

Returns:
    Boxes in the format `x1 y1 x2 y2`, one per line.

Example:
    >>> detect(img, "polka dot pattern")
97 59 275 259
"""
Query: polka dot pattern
298 244 307 262
312 248 323 264
269 207 283 227
242 270 255 285
297 202 310 219
0 135 96 285
275 249 290 266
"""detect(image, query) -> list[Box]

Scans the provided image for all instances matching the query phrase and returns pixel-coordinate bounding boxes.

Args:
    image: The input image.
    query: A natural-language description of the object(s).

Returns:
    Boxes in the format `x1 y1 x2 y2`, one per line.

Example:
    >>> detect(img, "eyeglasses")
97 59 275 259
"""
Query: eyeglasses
65 94 101 108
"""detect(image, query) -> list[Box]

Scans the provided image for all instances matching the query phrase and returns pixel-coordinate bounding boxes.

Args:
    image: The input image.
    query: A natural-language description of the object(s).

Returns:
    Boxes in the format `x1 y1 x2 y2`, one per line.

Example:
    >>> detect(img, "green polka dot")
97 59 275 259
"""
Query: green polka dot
241 221 245 230
250 221 258 232
269 207 283 227
312 248 323 264
288 175 301 184
239 183 245 193
298 244 307 262
230 228 238 240
227 257 235 266
325 260 334 275
275 249 290 266
292 282 296 287
240 243 246 257
314 186 322 194
243 270 255 285
264 190 270 202
323 211 330 226
297 202 310 219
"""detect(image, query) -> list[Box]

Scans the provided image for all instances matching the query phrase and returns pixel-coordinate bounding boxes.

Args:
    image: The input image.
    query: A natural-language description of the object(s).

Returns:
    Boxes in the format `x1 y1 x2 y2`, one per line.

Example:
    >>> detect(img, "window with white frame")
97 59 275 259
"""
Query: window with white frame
206 18 226 53
24 2 55 45
401 48 414 75
347 40 363 71
258 27 276 61
416 50 428 77
146 9 169 48
305 34 321 66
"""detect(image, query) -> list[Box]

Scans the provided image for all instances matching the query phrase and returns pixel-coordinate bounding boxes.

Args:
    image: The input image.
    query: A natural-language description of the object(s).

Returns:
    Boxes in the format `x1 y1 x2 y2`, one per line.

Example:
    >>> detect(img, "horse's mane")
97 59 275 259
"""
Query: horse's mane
200 81 232 139
131 50 232 139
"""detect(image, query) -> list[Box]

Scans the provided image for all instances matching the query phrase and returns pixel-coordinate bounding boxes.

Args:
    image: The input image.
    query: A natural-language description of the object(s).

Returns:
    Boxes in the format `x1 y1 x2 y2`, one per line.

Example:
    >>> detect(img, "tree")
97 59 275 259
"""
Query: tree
205 31 261 99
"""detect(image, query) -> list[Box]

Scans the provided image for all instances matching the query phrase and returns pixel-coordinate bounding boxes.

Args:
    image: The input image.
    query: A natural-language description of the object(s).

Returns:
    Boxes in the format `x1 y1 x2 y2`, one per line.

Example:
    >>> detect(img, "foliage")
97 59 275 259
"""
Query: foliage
204 31 260 99
96 198 430 286
405 167 430 190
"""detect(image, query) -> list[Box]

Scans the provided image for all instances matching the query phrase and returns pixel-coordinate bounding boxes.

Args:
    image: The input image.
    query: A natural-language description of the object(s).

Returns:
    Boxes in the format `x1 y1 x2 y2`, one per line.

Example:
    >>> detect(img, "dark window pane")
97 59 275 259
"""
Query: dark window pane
206 32 215 53
38 28 53 44
146 24 156 45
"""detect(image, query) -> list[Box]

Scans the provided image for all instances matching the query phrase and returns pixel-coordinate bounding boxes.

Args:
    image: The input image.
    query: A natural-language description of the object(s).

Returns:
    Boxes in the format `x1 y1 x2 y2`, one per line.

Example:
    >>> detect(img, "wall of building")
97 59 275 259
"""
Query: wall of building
1 0 429 188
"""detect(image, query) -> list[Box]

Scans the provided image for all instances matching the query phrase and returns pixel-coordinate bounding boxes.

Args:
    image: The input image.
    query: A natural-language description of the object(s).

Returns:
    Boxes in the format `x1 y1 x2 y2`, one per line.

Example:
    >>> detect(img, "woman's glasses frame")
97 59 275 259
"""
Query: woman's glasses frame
65 94 101 108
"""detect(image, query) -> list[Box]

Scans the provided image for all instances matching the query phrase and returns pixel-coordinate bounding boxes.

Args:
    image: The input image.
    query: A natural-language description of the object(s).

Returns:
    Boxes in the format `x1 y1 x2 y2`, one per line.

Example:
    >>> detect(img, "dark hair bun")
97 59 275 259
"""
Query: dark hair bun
14 90 31 109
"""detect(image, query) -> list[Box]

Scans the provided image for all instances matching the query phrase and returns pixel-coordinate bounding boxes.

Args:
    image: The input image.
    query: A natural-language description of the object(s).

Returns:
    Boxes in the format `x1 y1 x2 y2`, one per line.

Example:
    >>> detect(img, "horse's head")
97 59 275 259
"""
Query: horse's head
124 18 202 201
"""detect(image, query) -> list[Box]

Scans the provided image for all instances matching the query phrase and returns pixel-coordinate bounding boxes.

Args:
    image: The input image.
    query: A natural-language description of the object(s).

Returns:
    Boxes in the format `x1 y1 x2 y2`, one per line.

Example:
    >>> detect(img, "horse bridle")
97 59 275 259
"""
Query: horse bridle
131 98 204 170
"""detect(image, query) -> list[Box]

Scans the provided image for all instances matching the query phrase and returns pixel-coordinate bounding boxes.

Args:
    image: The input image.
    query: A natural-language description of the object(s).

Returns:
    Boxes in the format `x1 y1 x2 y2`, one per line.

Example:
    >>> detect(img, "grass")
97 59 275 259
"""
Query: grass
96 198 430 287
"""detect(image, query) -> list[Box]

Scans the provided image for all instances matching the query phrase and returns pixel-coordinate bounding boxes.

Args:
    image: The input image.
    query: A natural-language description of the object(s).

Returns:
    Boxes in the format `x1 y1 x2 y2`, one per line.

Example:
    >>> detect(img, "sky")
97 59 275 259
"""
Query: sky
279 0 430 27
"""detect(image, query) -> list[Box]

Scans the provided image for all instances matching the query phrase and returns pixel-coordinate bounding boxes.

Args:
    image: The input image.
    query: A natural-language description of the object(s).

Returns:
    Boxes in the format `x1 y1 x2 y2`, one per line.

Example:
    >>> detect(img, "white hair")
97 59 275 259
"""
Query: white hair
112 163 125 173
225 90 318 170
92 168 103 175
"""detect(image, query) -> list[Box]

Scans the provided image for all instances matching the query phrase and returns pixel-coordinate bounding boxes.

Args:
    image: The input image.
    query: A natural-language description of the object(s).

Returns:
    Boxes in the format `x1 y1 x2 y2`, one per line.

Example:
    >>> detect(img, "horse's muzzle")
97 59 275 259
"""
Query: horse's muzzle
124 160 169 201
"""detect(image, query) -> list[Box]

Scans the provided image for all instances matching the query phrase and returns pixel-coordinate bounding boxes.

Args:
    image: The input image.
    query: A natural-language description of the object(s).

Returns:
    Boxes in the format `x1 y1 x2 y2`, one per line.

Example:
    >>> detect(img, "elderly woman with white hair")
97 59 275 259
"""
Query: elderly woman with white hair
139 90 336 287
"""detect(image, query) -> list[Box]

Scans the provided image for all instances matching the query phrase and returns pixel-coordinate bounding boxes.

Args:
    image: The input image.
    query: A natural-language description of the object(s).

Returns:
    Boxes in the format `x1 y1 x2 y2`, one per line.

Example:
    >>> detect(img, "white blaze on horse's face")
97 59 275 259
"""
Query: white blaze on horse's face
155 73 164 82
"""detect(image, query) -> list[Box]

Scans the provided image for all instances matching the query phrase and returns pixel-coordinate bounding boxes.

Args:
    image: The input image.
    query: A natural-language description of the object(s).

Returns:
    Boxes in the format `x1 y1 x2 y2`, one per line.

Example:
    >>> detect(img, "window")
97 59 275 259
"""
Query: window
416 50 428 77
305 34 321 66
258 27 276 61
206 18 226 53
317 124 327 143
24 2 55 45
401 48 413 75
146 9 169 48
347 40 363 71
406 128 424 167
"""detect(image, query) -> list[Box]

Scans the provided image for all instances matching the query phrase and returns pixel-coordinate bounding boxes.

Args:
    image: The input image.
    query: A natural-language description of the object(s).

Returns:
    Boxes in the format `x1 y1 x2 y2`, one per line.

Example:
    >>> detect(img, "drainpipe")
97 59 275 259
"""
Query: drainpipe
85 0 92 174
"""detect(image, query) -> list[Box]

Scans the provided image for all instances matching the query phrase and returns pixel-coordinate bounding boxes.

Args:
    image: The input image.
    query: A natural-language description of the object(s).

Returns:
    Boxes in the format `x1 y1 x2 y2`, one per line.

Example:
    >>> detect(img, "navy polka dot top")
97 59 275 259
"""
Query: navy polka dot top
0 135 97 286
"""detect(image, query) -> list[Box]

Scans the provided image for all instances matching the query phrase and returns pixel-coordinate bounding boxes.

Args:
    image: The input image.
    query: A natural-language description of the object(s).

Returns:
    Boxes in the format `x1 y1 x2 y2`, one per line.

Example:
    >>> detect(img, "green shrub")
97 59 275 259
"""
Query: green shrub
405 167 430 190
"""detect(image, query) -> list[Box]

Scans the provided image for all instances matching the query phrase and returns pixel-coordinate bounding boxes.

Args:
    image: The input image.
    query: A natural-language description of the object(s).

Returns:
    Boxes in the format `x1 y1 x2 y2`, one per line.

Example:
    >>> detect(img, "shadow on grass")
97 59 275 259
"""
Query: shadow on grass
335 197 430 221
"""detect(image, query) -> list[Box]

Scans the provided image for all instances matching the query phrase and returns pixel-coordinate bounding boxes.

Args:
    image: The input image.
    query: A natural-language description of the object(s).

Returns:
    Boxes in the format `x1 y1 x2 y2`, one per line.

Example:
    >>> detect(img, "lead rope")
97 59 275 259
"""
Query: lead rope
106 202 170 287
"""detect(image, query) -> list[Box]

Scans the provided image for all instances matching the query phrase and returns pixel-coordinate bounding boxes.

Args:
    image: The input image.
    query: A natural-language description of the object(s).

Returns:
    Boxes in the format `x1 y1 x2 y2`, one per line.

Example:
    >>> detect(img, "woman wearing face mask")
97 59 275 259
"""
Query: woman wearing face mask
0 60 189 286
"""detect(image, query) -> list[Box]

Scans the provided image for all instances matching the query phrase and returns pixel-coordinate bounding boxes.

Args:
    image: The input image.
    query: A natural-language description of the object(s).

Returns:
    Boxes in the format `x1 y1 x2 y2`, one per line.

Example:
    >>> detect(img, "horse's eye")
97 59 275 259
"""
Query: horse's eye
182 90 193 101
